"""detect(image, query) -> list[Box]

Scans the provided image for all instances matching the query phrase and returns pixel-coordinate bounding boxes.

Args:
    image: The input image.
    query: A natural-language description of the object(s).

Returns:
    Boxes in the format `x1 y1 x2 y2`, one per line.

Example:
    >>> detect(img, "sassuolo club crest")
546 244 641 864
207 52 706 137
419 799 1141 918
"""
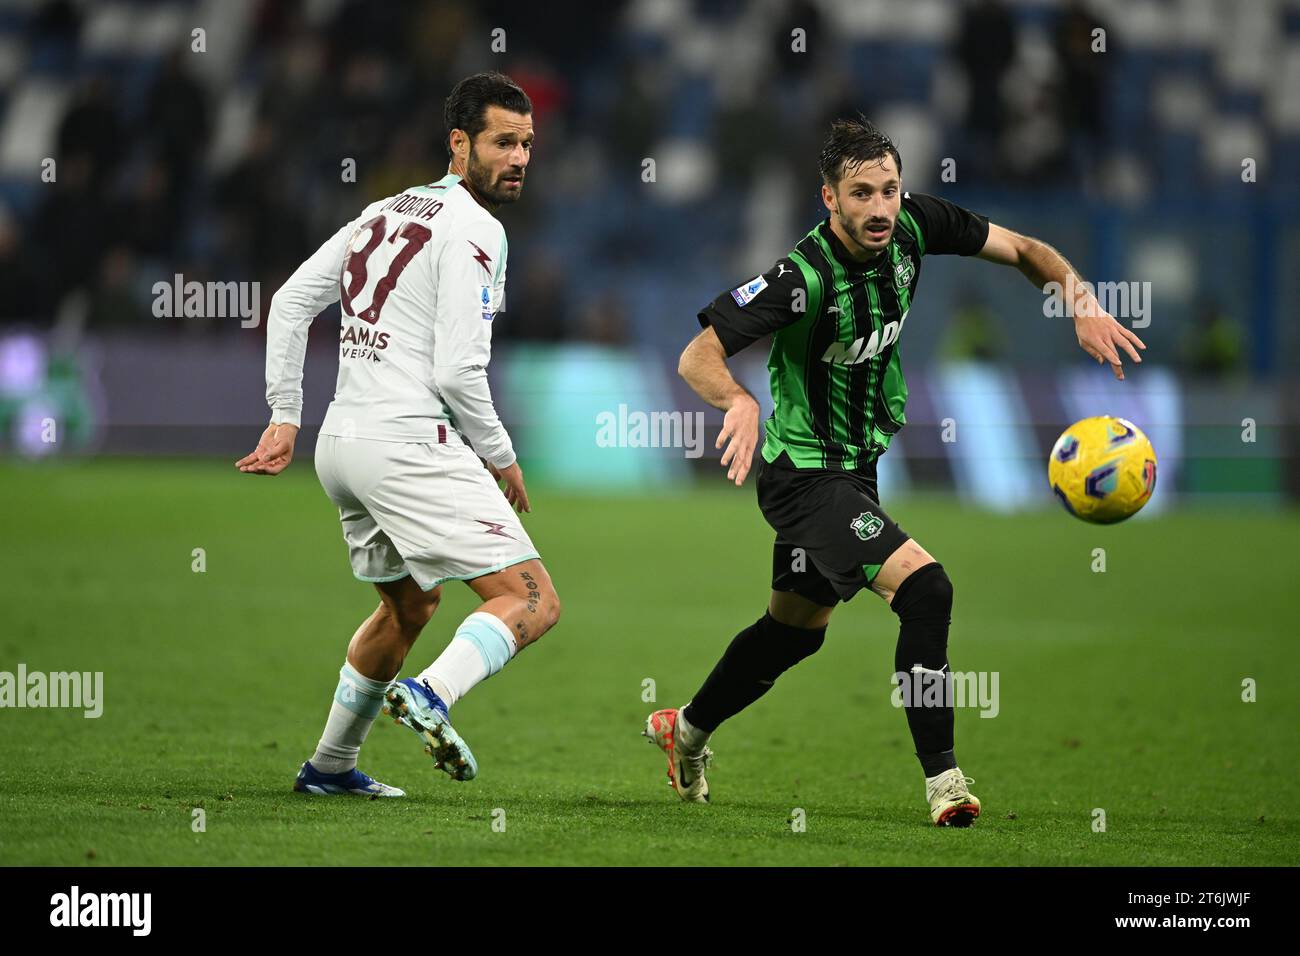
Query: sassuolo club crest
893 255 915 291
851 511 884 541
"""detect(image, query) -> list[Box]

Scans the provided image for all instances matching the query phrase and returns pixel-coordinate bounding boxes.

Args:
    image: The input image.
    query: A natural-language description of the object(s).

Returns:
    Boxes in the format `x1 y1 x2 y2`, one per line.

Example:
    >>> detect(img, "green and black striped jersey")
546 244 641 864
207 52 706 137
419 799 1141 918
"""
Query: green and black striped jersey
698 192 989 470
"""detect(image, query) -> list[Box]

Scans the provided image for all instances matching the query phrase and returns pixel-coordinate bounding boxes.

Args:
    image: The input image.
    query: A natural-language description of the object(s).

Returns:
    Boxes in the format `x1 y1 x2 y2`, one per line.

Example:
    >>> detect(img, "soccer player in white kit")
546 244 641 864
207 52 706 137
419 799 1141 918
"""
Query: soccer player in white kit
236 73 561 797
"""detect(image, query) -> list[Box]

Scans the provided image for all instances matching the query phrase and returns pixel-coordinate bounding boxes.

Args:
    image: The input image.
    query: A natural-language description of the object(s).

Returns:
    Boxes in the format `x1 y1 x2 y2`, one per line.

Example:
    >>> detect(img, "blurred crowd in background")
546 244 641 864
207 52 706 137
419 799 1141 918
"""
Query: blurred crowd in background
0 0 1293 505
1 0 1295 380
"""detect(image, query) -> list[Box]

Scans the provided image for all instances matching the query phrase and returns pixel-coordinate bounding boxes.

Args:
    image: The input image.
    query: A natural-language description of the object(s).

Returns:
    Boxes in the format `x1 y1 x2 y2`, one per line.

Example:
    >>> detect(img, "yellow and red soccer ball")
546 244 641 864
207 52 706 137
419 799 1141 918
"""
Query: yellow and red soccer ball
1048 416 1157 524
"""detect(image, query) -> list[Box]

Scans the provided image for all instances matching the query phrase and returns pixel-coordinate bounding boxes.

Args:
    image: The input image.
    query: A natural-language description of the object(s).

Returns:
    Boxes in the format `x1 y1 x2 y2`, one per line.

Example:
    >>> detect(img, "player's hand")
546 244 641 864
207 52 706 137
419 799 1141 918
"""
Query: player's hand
488 461 531 514
1074 305 1145 380
236 423 299 475
717 393 760 487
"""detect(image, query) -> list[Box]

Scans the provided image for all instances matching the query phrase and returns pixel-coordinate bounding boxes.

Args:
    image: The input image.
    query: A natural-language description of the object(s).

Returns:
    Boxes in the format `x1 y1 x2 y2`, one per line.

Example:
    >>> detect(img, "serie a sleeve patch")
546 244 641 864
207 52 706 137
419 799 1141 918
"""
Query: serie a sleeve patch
730 274 769 306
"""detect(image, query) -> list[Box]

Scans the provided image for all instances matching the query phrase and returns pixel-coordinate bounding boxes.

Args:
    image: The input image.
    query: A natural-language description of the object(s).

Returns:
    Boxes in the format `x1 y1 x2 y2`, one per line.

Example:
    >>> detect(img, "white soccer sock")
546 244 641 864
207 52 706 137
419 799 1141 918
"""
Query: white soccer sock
676 706 711 753
416 611 518 709
310 661 391 774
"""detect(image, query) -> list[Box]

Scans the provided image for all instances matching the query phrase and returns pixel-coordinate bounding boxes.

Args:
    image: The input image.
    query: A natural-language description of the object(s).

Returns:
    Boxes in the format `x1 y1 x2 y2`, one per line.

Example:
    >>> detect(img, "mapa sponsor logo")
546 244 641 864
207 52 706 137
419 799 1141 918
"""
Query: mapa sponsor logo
50 886 151 936
822 310 909 365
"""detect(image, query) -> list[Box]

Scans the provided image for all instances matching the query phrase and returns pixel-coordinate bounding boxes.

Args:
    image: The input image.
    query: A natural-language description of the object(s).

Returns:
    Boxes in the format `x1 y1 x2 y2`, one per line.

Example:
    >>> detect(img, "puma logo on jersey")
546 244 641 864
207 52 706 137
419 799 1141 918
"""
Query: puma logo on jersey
821 310 909 365
776 262 790 278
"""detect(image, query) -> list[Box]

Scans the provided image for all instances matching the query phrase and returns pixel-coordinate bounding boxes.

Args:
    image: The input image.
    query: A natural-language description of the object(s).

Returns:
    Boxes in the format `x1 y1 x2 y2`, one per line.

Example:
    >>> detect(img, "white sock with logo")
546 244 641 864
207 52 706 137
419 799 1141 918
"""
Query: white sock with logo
417 611 518 708
310 661 391 775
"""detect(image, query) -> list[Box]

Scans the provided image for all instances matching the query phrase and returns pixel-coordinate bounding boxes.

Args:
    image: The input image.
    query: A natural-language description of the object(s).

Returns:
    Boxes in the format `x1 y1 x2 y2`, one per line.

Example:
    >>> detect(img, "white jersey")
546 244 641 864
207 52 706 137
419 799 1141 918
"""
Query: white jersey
264 173 516 468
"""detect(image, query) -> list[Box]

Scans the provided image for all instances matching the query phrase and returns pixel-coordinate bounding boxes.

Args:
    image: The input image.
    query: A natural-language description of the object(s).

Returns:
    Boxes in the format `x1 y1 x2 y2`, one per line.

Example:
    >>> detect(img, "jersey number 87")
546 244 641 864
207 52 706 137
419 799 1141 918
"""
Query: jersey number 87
340 214 433 325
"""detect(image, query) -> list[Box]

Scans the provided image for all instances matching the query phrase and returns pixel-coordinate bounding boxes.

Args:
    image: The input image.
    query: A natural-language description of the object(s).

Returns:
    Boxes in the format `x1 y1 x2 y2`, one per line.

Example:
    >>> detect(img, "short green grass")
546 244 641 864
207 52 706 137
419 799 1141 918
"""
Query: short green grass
0 459 1295 865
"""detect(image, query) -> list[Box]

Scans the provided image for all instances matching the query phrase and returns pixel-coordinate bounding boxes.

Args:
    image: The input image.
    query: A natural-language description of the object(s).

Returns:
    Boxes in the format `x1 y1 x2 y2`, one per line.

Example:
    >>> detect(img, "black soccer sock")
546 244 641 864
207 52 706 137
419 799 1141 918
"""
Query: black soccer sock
891 563 958 777
683 612 827 733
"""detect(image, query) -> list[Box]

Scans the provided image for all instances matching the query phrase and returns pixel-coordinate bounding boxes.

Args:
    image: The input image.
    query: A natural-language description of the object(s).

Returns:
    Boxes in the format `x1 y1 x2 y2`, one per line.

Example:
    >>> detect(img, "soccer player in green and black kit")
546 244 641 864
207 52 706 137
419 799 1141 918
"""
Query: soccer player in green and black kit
643 117 1146 826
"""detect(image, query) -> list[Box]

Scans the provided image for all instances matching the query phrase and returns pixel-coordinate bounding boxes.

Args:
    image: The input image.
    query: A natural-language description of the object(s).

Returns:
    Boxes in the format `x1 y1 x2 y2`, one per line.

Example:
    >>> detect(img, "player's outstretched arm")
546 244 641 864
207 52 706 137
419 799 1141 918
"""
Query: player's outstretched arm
976 223 1146 380
678 327 760 487
237 214 361 476
431 219 530 512
236 422 299 475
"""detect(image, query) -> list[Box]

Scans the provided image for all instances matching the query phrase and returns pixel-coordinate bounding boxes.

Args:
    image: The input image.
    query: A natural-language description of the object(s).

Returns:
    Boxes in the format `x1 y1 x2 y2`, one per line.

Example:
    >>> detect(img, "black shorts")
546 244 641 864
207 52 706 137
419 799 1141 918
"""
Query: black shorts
756 452 911 607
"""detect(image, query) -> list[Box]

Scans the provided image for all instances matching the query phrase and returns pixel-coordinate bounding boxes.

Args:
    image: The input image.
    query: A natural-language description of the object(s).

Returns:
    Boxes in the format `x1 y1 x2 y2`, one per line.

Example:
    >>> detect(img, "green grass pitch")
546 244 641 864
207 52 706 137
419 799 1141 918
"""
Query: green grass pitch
0 458 1296 866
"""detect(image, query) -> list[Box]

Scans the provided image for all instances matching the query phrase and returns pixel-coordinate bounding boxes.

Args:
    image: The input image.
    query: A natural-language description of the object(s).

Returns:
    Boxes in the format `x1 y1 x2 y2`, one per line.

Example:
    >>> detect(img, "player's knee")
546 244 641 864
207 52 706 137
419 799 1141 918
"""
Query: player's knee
749 612 826 681
890 562 952 621
409 587 441 629
534 586 561 636
384 586 440 638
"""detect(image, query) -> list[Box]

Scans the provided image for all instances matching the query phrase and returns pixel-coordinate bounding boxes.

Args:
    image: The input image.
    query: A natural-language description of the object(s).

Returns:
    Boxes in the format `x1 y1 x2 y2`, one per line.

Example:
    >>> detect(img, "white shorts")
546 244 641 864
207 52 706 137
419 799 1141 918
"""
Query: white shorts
314 434 539 591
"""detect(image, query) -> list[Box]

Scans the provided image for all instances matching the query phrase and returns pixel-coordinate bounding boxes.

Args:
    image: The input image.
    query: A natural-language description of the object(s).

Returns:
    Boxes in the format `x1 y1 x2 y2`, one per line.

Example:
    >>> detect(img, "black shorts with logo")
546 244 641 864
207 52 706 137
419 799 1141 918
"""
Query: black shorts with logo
756 452 911 607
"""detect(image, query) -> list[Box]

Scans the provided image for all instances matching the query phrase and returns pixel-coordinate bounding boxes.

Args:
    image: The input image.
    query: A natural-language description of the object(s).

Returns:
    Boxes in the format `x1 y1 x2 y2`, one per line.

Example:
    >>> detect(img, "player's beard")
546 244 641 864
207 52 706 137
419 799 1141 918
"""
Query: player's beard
465 148 524 206
843 211 893 252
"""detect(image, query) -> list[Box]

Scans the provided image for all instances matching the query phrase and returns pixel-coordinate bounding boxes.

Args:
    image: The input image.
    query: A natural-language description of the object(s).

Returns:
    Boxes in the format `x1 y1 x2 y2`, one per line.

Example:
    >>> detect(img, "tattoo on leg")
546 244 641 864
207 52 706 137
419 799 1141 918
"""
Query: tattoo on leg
520 570 540 615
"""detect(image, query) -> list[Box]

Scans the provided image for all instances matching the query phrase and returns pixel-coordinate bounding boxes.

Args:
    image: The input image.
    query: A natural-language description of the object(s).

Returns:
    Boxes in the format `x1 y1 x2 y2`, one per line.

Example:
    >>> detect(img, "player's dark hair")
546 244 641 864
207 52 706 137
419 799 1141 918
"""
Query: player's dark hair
818 116 902 186
443 72 533 157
